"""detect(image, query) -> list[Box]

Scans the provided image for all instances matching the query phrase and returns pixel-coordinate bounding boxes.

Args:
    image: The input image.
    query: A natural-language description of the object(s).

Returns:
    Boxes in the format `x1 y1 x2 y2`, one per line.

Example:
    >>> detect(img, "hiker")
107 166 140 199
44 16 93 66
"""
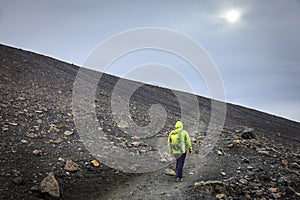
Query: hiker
168 121 192 182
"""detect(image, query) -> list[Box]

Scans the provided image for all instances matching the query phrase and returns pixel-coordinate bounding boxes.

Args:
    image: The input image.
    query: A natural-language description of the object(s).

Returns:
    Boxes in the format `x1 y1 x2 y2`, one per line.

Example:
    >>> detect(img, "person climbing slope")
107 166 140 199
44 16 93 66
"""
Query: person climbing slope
168 121 192 182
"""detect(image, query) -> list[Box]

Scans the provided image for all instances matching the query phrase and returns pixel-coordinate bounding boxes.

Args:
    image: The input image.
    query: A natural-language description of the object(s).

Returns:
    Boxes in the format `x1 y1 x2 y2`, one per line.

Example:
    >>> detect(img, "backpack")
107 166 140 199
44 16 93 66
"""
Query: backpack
171 130 183 152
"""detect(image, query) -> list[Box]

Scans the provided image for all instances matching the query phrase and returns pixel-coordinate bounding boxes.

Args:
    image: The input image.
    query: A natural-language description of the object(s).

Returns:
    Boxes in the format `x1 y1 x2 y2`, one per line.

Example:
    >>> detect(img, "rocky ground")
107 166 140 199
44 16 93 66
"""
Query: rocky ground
0 44 299 199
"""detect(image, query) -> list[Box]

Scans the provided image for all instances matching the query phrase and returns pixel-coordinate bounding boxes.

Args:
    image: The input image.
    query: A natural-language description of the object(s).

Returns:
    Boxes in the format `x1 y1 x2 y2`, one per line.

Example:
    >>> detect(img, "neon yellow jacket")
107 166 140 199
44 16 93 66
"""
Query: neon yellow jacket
168 121 192 154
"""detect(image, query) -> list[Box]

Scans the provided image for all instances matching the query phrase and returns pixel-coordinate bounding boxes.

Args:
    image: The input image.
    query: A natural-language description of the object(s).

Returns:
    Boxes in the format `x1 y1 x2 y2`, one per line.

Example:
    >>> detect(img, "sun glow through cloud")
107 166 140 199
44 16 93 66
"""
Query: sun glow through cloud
225 9 240 23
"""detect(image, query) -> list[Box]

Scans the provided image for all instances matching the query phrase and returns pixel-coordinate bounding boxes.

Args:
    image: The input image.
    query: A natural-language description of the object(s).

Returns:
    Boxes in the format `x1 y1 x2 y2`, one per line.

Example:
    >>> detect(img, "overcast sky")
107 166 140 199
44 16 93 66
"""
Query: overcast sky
1 0 300 122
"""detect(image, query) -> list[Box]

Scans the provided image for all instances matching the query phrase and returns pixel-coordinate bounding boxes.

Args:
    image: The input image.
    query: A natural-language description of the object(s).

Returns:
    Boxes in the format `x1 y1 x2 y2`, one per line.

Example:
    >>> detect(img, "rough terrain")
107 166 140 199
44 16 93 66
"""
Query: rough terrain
0 44 299 199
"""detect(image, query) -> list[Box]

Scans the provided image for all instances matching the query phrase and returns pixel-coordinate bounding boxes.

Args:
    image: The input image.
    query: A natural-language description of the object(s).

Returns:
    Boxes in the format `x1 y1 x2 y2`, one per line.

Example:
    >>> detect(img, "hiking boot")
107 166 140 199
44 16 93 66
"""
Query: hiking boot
175 178 181 182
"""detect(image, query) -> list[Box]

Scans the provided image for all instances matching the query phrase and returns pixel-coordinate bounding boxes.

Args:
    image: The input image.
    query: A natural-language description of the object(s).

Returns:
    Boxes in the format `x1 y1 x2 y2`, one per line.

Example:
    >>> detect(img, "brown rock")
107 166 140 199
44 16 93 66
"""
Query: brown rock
216 193 225 199
281 159 288 166
268 187 278 193
40 172 60 199
58 124 68 129
91 160 100 167
64 160 79 172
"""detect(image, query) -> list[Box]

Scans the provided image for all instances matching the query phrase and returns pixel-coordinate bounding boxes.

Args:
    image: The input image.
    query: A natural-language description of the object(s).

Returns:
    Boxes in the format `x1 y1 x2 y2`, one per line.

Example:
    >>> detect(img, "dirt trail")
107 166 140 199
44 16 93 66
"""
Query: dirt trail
101 154 213 200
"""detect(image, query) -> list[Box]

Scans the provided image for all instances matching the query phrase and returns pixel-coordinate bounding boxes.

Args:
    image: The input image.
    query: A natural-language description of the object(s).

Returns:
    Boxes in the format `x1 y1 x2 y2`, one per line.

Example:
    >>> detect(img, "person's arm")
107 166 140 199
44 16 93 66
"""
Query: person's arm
185 132 193 153
168 134 172 153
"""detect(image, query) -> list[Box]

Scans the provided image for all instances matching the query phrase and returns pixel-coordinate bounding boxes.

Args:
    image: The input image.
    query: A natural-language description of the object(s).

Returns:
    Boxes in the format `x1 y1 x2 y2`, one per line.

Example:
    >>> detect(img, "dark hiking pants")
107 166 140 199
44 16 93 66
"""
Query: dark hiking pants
175 153 187 179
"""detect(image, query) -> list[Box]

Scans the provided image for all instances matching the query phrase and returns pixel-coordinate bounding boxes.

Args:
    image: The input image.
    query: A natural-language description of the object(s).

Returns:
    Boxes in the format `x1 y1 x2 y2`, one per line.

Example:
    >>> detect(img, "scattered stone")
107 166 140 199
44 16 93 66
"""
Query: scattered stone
192 137 197 143
20 139 29 144
40 172 60 199
220 172 226 176
160 157 168 162
241 128 257 140
48 124 59 132
286 186 300 196
241 156 250 163
194 180 225 195
272 192 282 199
247 165 253 170
268 187 278 193
58 124 68 129
64 160 79 172
131 141 142 147
64 130 73 136
258 150 270 156
33 150 42 156
255 189 263 196
13 177 23 185
120 141 127 148
49 138 62 144
139 149 147 154
239 178 248 185
225 143 234 148
131 136 140 140
233 140 241 144
8 122 18 126
26 133 38 139
217 150 223 156
216 193 225 199
196 136 204 143
194 180 224 187
281 159 288 166
293 153 300 159
17 97 26 101
165 168 176 176
30 186 39 192
91 160 100 167
118 120 129 129
291 162 300 169
276 132 281 137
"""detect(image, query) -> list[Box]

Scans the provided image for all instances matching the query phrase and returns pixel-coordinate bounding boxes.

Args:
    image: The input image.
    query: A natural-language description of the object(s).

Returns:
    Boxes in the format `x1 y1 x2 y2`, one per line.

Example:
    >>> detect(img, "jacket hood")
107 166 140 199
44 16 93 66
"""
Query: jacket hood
175 121 183 130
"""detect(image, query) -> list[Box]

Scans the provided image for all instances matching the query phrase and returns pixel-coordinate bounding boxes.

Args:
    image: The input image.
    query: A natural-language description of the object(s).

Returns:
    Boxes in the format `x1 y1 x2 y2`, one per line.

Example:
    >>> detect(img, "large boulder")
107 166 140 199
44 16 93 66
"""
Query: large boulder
241 128 257 140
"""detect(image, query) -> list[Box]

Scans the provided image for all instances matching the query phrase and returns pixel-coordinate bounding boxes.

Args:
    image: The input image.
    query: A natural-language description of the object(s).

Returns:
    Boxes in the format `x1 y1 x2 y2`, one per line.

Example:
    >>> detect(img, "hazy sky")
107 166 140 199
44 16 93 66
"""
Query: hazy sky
1 0 300 122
